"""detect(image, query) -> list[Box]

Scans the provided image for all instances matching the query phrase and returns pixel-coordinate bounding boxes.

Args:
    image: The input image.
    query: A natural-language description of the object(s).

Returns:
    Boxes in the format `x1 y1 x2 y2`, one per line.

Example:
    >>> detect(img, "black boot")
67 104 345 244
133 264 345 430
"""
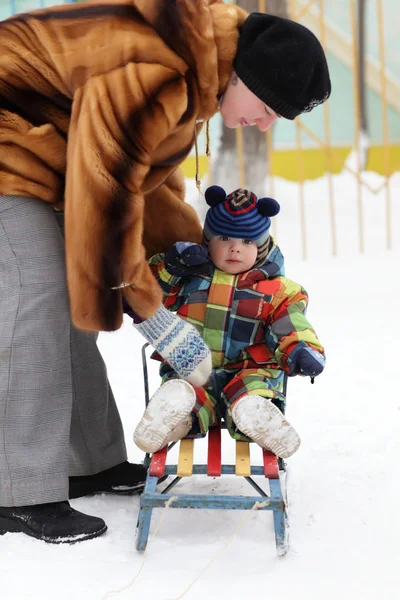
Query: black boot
69 461 148 499
0 502 107 544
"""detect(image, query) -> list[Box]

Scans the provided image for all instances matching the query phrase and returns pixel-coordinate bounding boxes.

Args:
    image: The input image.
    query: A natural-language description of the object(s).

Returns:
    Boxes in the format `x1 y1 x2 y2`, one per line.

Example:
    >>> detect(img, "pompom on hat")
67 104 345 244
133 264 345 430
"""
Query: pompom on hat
203 186 280 265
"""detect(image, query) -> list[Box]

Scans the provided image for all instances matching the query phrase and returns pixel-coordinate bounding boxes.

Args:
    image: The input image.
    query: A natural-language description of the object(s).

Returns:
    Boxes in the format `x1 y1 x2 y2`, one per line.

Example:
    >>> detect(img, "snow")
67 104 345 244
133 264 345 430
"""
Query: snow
2 170 400 600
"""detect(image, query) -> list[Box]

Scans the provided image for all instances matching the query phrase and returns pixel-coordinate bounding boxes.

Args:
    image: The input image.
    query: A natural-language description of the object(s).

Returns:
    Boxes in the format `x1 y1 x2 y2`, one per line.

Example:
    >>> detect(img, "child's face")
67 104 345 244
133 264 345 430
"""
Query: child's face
208 236 258 274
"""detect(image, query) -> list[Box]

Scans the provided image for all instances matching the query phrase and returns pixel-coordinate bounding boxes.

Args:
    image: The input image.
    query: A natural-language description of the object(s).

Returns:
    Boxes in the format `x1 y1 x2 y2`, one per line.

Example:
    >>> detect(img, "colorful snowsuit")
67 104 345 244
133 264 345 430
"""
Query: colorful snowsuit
149 240 325 440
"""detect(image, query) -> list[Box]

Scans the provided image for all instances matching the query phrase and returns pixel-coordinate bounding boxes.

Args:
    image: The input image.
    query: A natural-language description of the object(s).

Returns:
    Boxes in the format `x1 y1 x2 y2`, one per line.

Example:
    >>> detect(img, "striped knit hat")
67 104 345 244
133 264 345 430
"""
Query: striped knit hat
203 186 280 265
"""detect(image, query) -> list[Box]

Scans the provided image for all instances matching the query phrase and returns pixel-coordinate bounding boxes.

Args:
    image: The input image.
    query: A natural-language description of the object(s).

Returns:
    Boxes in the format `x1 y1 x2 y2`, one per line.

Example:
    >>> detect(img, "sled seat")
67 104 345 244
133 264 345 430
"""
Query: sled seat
149 424 280 480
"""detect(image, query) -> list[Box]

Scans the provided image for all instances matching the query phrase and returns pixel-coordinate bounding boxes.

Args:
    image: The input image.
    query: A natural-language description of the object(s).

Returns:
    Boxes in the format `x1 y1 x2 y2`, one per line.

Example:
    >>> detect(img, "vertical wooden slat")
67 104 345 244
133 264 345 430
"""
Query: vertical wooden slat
262 450 279 479
149 445 168 478
177 438 194 477
235 441 251 477
207 424 222 477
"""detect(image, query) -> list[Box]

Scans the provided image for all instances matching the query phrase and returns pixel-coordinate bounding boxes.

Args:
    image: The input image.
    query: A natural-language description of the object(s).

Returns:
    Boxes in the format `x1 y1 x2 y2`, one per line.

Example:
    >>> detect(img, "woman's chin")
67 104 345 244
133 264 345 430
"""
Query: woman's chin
221 116 239 129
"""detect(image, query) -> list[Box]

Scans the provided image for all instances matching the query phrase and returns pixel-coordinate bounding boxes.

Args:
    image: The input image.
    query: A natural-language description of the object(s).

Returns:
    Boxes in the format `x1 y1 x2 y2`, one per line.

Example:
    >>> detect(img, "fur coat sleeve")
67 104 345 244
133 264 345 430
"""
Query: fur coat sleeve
0 0 248 332
66 64 191 330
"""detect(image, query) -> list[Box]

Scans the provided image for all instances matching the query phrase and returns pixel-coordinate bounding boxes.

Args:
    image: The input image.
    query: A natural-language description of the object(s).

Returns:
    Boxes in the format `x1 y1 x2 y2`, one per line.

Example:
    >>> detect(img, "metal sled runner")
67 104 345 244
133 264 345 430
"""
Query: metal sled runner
135 343 289 555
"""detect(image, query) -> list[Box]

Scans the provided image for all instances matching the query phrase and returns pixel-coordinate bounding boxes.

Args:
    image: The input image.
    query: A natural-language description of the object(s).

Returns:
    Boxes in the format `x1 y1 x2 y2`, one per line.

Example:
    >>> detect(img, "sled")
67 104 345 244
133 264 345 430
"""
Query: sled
135 343 289 556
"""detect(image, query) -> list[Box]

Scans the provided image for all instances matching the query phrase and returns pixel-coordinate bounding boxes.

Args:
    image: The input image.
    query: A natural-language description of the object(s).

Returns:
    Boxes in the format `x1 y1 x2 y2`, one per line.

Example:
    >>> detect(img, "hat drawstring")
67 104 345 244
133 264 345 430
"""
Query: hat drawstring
194 120 211 195
194 121 202 194
205 120 210 158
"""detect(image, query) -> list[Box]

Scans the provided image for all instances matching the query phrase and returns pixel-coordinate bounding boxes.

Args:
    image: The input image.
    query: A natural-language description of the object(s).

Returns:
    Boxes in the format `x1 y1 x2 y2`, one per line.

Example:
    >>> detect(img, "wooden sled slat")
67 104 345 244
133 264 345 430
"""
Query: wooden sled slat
177 438 194 477
149 445 168 478
207 424 222 477
262 449 279 479
235 441 251 476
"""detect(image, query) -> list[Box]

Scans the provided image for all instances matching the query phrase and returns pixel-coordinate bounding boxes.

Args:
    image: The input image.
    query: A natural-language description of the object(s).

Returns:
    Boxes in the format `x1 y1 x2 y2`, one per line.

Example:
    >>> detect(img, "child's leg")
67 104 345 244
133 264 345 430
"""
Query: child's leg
192 386 219 436
187 368 229 435
134 379 196 453
223 368 300 458
133 367 220 453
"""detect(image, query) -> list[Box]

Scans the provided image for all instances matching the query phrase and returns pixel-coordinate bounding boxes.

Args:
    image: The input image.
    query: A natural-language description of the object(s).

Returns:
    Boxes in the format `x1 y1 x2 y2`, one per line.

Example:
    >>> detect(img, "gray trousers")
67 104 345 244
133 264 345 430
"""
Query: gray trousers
0 195 127 507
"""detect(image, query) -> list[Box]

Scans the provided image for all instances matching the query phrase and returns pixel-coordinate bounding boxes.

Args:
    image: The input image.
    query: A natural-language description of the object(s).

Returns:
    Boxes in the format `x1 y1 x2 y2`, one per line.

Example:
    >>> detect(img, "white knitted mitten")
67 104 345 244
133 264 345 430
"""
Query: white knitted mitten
134 304 211 387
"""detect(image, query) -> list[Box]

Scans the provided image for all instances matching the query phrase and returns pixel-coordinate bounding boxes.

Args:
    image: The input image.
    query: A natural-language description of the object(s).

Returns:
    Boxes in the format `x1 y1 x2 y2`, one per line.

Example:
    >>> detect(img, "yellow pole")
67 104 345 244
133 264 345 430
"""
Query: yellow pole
318 0 336 256
295 123 307 260
289 0 307 259
235 127 246 188
206 154 213 186
297 121 377 194
376 0 391 249
258 0 266 12
230 0 245 189
295 0 316 22
205 121 213 186
266 128 277 239
350 0 364 253
374 177 391 195
266 129 275 199
258 0 278 237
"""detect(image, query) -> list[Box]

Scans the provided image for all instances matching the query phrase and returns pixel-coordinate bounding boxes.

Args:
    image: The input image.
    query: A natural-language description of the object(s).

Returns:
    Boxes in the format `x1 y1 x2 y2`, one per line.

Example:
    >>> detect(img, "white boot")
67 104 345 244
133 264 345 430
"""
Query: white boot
134 379 196 453
231 394 301 459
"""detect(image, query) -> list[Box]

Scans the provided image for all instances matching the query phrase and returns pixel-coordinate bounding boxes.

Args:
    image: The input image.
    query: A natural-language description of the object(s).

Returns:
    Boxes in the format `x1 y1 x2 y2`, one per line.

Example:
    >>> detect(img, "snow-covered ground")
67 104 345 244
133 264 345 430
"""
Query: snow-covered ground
2 171 400 600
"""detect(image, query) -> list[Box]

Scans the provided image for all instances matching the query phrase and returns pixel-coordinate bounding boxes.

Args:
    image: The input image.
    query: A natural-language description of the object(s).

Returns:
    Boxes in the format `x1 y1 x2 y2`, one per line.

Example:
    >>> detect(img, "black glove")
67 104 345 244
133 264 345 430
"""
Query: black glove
288 346 325 377
165 242 212 276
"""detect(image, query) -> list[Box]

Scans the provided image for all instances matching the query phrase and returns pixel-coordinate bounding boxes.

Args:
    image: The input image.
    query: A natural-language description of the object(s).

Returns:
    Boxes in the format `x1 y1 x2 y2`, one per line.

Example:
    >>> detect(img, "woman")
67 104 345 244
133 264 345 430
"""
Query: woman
0 0 330 543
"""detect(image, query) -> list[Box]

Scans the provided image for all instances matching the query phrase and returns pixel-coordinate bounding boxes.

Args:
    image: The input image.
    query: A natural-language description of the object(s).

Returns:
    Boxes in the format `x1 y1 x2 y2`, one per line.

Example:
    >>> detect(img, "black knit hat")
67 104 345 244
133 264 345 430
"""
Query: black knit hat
234 13 331 120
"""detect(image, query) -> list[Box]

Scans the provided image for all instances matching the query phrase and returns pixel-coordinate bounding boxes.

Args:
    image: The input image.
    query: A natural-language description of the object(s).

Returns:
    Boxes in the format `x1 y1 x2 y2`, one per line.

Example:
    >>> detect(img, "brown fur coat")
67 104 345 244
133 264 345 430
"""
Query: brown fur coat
0 0 248 330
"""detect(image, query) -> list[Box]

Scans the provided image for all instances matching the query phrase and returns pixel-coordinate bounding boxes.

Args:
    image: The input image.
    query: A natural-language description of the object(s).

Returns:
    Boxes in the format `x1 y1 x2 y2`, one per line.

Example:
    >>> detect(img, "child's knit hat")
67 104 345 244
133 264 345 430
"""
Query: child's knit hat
203 186 280 265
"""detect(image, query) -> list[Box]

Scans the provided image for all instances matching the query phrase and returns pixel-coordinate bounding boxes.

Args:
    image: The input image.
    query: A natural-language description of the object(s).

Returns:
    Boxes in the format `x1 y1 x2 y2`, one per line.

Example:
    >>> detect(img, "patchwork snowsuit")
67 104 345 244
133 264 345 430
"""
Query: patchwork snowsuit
149 240 325 441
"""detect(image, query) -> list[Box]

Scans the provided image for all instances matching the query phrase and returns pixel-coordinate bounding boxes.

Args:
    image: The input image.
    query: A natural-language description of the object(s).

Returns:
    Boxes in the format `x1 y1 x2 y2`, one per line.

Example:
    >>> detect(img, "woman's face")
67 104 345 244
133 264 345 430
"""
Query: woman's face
219 74 280 132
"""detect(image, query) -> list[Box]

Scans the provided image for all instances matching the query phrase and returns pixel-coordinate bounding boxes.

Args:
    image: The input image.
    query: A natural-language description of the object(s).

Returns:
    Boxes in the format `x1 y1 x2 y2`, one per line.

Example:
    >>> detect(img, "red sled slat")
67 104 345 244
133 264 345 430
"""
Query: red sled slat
149 445 168 478
207 423 222 477
262 450 279 479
